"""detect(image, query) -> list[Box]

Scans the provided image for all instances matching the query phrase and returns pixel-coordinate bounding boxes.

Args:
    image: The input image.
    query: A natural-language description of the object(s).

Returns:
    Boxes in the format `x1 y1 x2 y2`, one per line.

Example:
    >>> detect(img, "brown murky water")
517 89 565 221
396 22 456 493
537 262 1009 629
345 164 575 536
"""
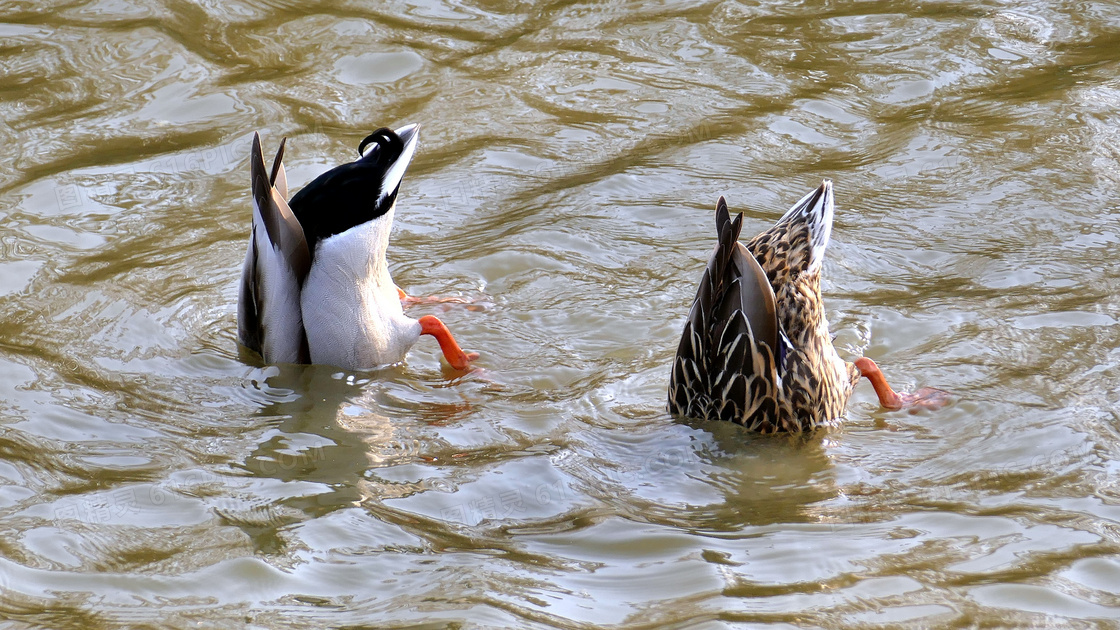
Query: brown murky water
1 0 1119 627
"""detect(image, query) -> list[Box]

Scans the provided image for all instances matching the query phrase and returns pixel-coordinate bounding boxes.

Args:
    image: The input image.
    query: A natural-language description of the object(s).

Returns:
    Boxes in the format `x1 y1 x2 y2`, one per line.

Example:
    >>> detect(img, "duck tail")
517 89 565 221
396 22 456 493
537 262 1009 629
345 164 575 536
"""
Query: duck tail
774 179 834 275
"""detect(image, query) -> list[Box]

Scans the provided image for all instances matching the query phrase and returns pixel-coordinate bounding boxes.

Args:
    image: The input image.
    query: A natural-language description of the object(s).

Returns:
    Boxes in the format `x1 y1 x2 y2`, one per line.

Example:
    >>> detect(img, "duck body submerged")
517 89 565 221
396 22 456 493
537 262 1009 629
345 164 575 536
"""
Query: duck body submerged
238 125 474 371
668 181 860 432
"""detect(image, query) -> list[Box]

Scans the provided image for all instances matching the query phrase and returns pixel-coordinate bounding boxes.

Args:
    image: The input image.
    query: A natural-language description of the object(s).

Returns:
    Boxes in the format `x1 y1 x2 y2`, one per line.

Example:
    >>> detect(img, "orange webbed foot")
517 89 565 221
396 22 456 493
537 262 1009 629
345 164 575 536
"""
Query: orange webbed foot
398 286 479 309
419 315 477 371
854 358 951 411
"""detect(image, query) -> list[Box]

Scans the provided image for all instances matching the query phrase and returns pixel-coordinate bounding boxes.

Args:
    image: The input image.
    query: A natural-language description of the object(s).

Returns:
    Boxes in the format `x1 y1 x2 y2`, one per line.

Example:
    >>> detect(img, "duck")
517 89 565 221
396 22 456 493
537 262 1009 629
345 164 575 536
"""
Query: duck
237 125 476 371
668 180 946 432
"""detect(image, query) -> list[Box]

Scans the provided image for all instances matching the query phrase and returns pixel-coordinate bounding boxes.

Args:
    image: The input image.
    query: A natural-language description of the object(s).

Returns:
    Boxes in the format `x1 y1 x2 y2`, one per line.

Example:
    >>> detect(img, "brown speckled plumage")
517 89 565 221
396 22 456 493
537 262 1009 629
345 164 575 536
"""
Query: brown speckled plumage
668 181 861 432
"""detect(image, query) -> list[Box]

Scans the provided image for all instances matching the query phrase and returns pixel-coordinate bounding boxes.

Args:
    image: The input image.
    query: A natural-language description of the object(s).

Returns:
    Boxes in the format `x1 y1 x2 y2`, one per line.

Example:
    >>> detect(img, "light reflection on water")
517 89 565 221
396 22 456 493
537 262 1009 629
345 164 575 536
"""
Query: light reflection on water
1 0 1119 626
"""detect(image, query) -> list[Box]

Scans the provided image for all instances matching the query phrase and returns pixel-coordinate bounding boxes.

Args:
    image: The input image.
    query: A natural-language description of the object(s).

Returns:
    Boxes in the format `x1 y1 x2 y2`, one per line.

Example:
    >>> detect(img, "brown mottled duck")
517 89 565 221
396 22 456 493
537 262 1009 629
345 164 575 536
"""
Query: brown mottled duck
669 181 946 432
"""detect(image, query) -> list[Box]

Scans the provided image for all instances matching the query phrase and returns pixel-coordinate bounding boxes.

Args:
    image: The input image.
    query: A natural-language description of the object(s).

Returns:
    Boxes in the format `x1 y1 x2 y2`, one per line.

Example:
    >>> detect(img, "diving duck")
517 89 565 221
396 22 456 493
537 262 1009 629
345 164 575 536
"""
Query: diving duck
668 181 945 432
237 125 477 371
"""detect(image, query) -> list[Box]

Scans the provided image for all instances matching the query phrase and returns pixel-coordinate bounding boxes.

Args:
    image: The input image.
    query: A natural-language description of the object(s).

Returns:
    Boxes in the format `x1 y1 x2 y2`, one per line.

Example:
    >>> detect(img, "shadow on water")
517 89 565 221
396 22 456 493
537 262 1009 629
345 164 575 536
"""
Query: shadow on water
692 422 842 527
230 361 474 550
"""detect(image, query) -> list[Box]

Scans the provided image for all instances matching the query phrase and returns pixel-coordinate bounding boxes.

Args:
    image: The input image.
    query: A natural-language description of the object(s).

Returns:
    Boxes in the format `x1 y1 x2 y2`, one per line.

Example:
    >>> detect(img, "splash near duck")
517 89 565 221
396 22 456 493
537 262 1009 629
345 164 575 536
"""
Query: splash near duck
237 126 477 371
668 181 946 432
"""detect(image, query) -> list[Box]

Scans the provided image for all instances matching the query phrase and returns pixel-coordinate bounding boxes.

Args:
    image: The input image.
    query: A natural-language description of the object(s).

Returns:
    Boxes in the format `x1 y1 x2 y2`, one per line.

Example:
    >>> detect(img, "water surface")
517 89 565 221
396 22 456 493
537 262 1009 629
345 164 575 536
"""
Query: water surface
1 0 1119 627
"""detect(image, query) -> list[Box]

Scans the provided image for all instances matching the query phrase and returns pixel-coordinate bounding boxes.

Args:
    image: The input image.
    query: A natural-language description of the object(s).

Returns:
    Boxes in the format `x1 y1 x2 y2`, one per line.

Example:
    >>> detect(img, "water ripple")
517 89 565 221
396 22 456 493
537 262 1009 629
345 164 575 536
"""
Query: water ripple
1 0 1119 626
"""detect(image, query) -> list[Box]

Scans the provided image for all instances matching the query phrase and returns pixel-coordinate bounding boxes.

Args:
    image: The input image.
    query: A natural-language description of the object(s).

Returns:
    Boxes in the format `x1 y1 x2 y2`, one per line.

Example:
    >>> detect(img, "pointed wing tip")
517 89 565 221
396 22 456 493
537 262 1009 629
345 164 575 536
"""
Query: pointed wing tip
269 137 287 188
715 196 730 233
250 133 268 193
714 196 744 243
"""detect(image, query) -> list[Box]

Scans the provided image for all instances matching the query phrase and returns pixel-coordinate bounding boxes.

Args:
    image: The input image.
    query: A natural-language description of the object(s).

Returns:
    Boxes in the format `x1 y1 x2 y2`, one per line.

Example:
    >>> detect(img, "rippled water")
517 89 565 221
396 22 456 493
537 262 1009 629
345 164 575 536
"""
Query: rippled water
2 0 1119 627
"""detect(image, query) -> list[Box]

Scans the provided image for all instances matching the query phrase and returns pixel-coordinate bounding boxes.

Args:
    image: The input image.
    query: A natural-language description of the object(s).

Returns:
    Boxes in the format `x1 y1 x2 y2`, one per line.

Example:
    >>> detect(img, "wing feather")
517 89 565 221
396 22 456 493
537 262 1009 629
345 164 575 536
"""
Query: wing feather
269 137 288 199
668 196 783 426
237 133 312 364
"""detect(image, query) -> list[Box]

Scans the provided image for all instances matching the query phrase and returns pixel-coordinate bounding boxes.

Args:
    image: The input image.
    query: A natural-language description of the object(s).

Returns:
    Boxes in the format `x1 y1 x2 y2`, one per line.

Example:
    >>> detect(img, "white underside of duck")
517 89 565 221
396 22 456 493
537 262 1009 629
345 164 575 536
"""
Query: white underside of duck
300 208 422 369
